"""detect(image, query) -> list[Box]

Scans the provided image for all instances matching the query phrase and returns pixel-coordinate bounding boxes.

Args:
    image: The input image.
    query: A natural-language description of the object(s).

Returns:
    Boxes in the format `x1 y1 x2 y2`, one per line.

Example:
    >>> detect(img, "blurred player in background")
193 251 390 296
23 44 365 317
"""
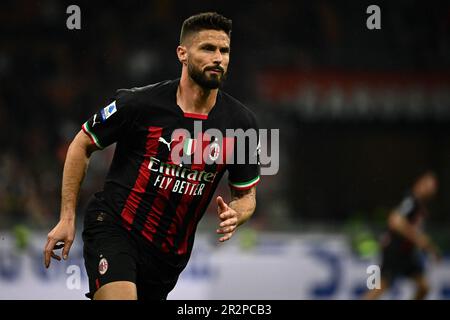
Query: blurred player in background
43 12 260 300
363 171 441 300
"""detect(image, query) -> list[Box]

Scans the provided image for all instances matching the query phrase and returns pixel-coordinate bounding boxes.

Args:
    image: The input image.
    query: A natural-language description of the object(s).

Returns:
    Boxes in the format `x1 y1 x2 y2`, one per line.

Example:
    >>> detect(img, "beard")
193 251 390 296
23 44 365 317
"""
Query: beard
188 62 227 90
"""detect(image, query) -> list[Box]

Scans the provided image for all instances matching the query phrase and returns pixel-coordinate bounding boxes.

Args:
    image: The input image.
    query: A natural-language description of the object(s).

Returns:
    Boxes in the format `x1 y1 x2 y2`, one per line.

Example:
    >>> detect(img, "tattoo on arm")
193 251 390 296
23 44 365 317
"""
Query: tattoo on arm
231 186 255 200
229 186 256 226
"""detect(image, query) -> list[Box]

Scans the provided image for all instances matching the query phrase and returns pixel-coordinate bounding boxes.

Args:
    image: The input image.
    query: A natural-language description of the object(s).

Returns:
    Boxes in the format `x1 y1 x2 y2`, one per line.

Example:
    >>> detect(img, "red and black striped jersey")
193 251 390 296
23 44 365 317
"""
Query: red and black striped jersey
81 79 260 269
385 193 427 252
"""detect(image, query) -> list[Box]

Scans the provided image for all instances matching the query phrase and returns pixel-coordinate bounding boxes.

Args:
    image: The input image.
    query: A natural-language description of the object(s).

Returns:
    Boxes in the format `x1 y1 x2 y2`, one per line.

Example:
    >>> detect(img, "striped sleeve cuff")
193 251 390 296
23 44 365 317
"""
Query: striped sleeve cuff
82 121 104 149
229 176 260 190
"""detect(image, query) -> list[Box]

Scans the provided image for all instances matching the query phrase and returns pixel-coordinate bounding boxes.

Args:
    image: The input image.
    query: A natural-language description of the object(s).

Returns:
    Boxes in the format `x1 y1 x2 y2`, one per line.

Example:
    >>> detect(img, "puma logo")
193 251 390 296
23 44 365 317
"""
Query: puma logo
92 114 101 127
158 137 175 151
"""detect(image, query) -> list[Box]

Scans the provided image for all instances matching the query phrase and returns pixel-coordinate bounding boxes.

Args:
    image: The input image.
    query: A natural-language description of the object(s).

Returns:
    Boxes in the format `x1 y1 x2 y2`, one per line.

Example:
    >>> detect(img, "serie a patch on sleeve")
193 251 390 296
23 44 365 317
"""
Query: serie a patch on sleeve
101 100 117 121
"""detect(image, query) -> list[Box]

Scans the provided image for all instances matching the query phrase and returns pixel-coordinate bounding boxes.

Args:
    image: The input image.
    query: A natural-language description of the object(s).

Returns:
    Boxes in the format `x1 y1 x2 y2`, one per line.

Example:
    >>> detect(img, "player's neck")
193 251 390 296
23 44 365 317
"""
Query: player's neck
177 72 218 115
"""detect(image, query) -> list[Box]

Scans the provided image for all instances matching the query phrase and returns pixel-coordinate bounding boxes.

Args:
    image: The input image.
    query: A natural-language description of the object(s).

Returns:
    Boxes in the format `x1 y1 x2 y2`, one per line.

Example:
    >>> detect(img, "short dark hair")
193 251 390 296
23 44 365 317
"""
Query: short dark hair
180 12 232 44
416 170 437 183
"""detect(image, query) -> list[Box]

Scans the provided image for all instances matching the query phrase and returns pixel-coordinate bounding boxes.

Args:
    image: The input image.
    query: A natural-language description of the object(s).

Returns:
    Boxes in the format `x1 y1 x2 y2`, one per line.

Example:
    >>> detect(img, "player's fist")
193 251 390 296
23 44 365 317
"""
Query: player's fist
216 196 238 242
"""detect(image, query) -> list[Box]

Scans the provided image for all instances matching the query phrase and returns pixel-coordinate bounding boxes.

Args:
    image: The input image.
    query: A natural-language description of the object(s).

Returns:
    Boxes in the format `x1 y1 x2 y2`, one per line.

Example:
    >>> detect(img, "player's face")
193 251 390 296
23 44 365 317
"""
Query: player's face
186 29 230 89
416 175 438 200
424 176 438 199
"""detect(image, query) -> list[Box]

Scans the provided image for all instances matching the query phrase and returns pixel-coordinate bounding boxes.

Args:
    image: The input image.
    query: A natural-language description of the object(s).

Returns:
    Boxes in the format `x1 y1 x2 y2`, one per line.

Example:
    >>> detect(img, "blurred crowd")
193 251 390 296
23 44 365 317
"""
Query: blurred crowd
1 0 450 233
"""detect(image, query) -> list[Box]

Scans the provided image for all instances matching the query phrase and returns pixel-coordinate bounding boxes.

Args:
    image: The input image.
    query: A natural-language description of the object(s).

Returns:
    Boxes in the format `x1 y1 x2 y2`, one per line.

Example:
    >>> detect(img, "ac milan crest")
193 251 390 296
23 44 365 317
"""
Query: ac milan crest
98 257 108 275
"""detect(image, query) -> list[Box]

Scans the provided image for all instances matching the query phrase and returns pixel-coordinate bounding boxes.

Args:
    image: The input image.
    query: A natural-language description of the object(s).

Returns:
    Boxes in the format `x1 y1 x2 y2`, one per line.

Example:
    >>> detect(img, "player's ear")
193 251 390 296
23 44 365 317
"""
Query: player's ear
177 45 187 65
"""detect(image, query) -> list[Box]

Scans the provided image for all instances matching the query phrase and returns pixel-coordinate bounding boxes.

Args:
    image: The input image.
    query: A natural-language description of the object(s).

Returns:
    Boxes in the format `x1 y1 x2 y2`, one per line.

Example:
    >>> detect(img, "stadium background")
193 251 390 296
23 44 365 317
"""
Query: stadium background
1 0 449 299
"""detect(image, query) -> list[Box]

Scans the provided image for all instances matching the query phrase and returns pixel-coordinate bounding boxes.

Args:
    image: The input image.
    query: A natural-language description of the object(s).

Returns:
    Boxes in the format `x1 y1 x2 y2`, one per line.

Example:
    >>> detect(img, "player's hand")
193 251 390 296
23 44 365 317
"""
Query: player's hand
428 244 442 263
417 234 431 250
216 196 238 242
44 219 75 268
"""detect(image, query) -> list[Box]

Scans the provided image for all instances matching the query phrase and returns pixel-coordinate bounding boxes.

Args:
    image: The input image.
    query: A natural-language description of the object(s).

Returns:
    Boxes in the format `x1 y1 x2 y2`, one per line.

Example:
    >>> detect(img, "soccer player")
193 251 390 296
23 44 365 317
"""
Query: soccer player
363 171 441 300
43 12 260 300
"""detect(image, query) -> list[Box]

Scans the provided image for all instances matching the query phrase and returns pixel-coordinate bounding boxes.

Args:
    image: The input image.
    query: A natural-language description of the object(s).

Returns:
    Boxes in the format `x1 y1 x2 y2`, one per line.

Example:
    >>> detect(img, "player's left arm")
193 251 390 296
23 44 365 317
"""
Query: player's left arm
216 186 256 242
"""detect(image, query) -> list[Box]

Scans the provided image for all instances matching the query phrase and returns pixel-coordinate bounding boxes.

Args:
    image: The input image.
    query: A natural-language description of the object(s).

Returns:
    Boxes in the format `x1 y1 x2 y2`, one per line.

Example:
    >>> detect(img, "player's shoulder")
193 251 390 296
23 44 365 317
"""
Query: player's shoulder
116 79 175 98
219 90 258 127
114 79 176 107
397 193 417 216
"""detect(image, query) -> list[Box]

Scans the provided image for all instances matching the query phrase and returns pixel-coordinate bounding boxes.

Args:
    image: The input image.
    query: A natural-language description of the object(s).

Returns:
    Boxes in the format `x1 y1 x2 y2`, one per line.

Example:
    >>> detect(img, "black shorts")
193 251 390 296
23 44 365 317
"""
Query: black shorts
381 242 425 284
82 209 180 300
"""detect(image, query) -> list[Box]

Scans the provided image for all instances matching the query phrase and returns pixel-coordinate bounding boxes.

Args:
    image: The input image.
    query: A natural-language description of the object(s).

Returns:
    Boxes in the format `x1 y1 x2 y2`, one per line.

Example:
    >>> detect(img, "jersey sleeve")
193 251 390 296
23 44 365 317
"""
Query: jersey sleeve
227 111 261 190
396 195 417 218
81 89 137 149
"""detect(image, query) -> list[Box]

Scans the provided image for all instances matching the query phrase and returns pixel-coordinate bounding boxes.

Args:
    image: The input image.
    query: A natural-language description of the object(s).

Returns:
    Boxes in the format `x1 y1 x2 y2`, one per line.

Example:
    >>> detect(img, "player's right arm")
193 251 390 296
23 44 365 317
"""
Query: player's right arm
388 211 429 248
44 91 137 268
44 130 99 268
388 211 440 260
